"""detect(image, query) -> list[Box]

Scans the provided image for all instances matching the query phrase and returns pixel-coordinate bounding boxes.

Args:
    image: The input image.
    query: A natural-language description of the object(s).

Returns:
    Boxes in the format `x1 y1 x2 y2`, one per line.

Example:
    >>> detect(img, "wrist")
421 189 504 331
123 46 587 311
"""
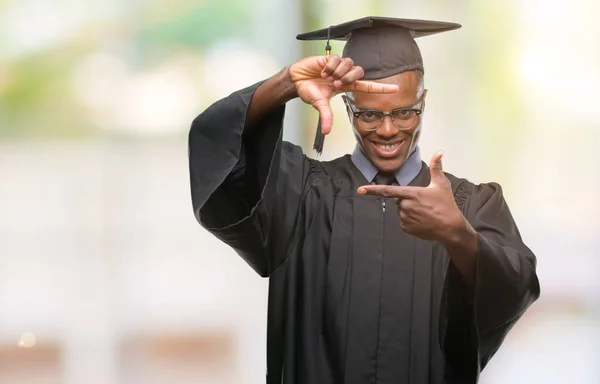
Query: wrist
441 215 477 249
441 215 478 287
280 66 299 102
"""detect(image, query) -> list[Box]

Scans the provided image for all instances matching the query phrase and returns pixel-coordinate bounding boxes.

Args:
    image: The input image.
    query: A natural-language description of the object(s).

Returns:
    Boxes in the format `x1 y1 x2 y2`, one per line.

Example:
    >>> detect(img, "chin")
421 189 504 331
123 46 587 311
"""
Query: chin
372 156 406 173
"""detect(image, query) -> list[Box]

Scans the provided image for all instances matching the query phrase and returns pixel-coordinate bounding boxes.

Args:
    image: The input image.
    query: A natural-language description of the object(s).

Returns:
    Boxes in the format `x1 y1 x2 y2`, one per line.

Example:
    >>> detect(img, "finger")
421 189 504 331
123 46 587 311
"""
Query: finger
399 208 409 223
341 80 399 94
333 63 360 89
399 218 410 233
398 198 413 211
429 150 446 186
357 185 420 198
312 99 333 135
339 66 365 85
330 58 355 81
321 55 342 78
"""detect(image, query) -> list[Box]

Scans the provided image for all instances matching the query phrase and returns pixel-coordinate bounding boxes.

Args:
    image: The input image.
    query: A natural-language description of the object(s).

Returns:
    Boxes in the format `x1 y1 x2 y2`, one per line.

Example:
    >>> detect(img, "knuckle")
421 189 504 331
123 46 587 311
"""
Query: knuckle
327 56 340 67
345 67 362 81
341 76 353 85
312 99 326 108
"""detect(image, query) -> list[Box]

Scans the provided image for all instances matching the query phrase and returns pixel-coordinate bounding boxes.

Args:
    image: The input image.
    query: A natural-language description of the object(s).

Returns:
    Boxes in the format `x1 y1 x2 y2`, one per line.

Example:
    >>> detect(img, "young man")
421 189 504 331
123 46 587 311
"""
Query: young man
189 17 540 384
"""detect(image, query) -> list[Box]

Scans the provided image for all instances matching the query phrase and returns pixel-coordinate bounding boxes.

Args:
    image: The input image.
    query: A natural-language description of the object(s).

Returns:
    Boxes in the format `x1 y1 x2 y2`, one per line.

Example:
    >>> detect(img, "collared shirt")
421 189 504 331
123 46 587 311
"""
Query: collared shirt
351 145 423 186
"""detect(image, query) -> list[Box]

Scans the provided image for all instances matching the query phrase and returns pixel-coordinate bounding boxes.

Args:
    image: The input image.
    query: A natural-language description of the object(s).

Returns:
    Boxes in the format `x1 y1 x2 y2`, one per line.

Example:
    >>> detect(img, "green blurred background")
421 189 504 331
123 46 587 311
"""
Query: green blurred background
0 0 599 383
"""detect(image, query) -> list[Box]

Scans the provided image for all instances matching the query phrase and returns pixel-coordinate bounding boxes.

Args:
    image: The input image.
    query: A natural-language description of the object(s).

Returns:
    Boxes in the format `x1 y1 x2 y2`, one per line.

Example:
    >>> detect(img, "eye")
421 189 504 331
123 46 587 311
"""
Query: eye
359 111 381 122
392 109 415 120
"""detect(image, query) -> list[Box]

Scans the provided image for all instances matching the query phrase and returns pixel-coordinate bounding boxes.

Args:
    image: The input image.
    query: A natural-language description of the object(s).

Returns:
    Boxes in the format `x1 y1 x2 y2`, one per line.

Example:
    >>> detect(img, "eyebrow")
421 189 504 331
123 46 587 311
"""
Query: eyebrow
355 99 421 111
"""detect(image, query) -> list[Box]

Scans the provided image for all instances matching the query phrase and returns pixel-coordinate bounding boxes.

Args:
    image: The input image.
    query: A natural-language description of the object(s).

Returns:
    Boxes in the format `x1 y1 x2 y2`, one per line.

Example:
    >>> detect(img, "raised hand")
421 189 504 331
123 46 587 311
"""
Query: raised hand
288 55 399 135
357 151 467 243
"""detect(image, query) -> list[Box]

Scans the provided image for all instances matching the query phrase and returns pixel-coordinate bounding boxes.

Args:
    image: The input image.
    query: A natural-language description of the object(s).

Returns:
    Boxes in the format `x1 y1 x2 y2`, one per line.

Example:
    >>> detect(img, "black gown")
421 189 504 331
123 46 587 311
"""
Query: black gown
188 82 540 384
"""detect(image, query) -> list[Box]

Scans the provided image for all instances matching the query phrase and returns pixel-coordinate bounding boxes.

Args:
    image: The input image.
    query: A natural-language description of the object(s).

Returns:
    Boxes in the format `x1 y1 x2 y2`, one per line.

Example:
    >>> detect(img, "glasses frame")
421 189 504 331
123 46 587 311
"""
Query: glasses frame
346 97 425 132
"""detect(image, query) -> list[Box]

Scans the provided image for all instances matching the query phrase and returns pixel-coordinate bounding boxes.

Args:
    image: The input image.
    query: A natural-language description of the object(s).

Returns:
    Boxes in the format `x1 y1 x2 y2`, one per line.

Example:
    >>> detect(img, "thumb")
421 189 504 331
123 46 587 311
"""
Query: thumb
429 150 445 186
312 99 333 135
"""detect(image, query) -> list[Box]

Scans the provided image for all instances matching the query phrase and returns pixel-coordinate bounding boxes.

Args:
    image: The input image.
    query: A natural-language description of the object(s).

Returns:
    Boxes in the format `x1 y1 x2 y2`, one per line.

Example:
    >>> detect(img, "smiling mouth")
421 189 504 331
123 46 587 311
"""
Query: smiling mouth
372 140 404 157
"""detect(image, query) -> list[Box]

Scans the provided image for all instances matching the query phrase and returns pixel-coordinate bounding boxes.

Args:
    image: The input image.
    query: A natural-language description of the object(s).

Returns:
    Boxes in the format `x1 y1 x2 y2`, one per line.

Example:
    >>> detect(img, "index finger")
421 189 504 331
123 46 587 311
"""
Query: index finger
341 80 399 94
357 185 420 198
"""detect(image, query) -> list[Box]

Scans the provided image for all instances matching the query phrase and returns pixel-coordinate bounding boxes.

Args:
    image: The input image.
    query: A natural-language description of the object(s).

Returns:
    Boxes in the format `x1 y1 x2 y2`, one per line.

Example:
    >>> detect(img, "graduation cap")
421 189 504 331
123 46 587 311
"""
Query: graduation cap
296 16 461 154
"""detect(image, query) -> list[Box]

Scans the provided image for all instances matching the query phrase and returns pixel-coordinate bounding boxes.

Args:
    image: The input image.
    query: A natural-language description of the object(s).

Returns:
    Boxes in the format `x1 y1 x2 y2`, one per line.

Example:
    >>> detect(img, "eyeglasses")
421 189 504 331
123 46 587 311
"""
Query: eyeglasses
346 98 424 132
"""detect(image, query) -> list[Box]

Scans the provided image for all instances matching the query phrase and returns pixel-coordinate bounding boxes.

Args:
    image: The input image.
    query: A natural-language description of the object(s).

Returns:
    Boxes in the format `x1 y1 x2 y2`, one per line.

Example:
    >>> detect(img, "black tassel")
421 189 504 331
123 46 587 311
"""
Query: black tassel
313 118 325 155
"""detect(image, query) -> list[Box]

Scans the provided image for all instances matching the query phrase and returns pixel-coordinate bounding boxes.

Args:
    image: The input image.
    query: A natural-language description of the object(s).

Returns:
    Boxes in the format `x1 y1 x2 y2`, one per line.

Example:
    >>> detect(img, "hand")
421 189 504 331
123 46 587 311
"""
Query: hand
357 151 467 243
287 55 399 135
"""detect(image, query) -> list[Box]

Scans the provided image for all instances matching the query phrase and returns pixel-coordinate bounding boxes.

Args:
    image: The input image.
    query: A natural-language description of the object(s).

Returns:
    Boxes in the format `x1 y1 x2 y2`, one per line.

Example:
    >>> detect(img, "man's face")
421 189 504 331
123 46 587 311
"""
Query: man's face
344 71 426 174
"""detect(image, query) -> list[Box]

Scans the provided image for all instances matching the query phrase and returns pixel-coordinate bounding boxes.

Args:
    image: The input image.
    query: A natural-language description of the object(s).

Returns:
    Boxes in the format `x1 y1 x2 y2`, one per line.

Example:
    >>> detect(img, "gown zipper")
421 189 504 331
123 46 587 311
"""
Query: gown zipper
376 197 386 382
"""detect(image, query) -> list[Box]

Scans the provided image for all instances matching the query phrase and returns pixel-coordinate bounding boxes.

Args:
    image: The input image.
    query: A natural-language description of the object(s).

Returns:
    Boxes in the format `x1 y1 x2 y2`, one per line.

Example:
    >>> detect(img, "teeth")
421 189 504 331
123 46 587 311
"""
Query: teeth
377 143 399 152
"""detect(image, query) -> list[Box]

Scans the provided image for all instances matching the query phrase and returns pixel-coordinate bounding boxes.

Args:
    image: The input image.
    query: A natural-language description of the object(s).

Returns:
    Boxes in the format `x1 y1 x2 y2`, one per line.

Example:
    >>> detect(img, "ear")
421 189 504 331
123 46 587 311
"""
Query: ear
422 89 428 112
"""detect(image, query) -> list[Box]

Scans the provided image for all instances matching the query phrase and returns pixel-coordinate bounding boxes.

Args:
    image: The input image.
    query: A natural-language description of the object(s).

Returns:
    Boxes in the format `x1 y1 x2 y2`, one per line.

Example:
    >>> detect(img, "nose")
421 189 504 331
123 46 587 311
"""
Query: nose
376 116 398 138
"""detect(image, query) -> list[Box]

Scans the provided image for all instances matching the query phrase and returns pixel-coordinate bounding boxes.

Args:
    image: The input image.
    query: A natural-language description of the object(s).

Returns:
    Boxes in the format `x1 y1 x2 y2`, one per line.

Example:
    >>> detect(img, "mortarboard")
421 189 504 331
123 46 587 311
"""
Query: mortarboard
296 16 461 154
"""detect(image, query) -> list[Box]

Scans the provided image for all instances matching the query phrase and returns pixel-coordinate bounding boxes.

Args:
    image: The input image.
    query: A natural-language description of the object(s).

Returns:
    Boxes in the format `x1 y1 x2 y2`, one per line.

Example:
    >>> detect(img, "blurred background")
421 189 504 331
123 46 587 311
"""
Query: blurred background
0 0 599 383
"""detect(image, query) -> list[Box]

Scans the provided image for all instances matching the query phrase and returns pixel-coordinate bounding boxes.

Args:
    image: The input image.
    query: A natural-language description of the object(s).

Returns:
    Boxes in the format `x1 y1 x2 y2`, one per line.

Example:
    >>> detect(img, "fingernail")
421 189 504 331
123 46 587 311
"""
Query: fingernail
357 187 366 195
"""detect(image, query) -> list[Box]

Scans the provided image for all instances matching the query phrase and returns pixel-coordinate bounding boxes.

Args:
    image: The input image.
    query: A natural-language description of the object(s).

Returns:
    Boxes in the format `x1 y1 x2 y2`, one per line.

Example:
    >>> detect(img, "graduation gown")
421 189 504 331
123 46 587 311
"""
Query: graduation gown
188 82 540 384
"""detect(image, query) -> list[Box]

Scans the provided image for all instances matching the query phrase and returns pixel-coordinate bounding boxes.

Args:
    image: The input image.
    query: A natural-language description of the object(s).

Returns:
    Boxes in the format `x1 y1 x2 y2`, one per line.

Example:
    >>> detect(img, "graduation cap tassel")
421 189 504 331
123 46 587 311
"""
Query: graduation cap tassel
313 118 325 155
313 26 332 156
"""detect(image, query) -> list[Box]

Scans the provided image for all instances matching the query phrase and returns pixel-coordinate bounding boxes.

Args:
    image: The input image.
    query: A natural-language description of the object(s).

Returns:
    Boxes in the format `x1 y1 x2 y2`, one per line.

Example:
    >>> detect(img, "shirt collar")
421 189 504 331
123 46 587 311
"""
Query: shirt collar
351 145 422 186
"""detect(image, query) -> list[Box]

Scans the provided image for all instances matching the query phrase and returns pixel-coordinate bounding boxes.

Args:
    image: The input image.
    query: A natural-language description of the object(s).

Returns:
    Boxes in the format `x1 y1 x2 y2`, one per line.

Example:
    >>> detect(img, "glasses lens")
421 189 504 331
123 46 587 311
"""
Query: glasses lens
391 109 419 129
357 111 384 130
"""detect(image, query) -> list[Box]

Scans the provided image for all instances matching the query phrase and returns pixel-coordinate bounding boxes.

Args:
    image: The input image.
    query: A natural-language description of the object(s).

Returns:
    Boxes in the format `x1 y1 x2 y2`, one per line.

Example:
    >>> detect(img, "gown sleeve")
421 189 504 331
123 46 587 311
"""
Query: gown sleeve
188 81 309 277
442 182 541 382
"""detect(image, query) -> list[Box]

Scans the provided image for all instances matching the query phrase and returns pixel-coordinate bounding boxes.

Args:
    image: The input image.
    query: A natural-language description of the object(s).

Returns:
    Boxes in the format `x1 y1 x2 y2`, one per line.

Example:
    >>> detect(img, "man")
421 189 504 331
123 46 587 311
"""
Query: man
188 17 540 384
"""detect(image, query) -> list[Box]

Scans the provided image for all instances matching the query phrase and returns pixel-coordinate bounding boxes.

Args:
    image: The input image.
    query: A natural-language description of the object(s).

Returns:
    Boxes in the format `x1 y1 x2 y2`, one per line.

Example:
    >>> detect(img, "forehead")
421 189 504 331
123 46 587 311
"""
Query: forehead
351 71 420 108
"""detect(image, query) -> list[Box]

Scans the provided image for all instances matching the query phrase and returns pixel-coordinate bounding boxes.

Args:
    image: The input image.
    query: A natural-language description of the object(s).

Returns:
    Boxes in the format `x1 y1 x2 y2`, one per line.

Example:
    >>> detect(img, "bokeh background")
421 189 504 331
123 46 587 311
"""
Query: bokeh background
1 0 599 383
